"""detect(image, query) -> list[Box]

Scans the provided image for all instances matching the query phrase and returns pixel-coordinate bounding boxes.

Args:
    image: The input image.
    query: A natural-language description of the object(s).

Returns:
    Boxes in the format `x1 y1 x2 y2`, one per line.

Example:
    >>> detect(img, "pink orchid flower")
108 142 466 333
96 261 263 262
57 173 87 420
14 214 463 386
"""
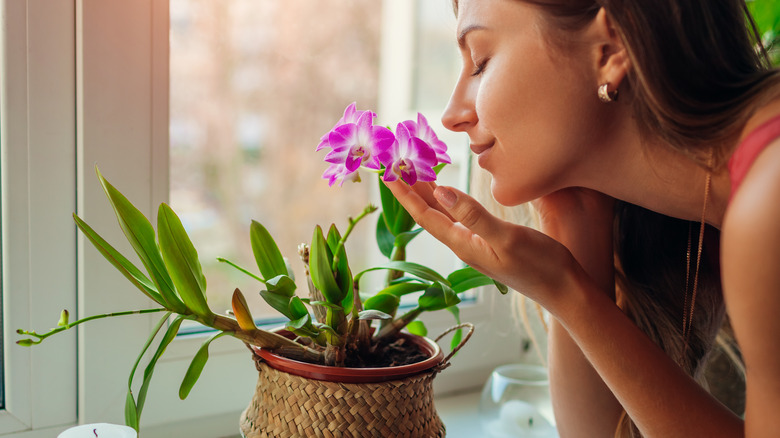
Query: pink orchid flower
315 102 377 152
322 163 361 187
324 110 394 172
376 122 437 186
400 113 451 165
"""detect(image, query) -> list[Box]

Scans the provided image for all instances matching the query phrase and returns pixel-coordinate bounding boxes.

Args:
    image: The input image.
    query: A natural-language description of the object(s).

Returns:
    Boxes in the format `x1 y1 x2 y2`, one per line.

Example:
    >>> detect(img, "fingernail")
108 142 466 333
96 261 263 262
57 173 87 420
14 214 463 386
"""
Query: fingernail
434 186 457 208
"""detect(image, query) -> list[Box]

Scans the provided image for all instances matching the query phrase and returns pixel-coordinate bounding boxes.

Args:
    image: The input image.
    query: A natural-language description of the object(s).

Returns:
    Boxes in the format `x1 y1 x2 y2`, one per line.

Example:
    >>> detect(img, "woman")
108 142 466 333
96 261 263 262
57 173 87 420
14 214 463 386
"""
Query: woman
386 0 780 436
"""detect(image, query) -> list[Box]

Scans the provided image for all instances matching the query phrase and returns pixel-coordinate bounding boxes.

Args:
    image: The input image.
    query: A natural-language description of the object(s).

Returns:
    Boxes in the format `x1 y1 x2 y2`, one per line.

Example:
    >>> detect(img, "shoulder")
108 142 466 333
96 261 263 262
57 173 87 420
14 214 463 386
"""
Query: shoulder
722 133 780 272
721 131 780 370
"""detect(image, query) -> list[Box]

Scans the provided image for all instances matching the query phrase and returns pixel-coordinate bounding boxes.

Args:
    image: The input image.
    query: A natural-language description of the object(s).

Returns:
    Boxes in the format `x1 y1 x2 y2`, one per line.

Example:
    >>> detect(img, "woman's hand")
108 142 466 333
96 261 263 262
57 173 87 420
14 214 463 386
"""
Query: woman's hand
384 180 581 315
533 187 616 297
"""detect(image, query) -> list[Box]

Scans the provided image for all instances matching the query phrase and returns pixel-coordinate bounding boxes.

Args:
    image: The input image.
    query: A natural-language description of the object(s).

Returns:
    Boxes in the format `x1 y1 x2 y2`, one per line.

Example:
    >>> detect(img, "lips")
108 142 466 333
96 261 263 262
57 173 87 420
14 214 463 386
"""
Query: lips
470 140 494 155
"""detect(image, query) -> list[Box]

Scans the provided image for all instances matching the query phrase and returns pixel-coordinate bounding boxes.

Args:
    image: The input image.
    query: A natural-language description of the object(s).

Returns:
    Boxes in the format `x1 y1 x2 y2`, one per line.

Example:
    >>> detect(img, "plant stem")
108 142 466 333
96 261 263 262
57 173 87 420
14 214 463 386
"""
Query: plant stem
375 306 424 342
331 204 377 272
385 244 407 284
217 257 264 282
210 314 325 364
17 308 169 345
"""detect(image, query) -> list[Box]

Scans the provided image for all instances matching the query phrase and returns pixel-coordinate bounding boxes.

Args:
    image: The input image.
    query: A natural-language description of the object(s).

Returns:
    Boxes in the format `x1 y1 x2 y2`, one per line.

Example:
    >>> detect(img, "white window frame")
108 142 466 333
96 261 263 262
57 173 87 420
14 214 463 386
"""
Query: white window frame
1 1 522 436
1 1 78 436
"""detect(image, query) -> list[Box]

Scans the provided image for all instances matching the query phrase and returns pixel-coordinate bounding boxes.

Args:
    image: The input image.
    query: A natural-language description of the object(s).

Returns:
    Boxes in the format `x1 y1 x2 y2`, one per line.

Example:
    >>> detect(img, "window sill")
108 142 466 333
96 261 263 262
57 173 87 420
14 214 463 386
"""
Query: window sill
436 389 484 437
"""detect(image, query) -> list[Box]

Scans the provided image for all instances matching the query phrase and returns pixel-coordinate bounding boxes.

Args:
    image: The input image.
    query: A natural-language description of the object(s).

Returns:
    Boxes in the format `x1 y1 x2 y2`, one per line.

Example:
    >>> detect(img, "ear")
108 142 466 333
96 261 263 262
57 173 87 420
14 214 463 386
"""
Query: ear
589 8 631 92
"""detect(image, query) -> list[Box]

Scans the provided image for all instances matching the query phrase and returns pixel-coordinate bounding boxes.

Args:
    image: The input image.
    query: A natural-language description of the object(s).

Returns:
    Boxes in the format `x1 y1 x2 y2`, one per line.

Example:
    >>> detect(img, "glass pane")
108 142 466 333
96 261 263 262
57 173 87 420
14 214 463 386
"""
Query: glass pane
413 0 460 111
169 0 381 323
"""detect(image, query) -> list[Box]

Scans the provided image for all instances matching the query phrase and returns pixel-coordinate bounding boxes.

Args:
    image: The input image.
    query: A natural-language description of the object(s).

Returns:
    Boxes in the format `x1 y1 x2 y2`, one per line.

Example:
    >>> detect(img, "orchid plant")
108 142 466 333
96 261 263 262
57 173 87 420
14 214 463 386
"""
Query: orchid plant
16 103 506 432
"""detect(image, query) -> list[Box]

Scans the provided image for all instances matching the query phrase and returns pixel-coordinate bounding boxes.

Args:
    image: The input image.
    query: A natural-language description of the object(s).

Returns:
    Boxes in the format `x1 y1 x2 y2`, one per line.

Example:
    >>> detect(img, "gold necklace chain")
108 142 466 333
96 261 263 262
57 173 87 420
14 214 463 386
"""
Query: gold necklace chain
682 158 712 354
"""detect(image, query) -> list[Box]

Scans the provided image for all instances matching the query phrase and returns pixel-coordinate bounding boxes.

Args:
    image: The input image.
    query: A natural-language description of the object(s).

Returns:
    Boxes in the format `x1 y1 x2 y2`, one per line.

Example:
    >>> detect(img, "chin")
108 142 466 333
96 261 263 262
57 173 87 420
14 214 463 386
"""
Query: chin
490 179 533 207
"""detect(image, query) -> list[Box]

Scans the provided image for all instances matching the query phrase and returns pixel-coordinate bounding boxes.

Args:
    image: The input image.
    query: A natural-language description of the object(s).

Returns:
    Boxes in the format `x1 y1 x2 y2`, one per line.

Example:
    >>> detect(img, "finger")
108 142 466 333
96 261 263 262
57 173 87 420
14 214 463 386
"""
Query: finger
387 181 505 267
409 181 456 222
432 185 507 244
385 180 469 241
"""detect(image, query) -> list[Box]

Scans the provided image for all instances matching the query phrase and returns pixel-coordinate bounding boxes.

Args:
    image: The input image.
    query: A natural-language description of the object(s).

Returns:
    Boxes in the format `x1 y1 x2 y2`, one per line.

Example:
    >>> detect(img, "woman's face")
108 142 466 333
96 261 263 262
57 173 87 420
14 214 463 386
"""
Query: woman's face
443 0 608 205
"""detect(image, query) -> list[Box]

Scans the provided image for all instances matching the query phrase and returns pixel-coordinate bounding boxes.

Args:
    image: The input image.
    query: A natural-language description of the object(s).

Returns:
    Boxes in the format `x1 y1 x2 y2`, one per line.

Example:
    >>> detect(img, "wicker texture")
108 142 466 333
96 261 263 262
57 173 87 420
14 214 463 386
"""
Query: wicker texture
240 361 446 438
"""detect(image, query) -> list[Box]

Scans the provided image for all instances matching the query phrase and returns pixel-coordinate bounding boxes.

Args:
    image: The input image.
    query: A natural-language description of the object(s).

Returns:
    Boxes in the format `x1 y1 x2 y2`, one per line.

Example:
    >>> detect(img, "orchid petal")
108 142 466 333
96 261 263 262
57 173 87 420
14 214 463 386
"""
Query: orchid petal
329 124 358 151
315 132 330 152
382 165 399 182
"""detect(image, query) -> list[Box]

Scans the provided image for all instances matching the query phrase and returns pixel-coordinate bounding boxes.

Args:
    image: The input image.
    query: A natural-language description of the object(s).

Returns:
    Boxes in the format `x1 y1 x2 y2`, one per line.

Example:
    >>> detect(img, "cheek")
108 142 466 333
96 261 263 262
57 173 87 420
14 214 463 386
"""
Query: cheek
474 59 571 204
474 47 605 203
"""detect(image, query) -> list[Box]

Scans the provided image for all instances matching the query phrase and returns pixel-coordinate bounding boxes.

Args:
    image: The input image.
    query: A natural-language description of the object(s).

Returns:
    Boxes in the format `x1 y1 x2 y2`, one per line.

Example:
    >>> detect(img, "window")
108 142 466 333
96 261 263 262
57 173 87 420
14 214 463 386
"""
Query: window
169 0 381 324
1 1 523 436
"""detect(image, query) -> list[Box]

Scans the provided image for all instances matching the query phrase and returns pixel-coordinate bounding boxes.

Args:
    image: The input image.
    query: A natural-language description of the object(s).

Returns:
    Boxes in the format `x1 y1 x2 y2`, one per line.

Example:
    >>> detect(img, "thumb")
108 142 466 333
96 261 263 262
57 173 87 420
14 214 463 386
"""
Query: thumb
433 186 504 242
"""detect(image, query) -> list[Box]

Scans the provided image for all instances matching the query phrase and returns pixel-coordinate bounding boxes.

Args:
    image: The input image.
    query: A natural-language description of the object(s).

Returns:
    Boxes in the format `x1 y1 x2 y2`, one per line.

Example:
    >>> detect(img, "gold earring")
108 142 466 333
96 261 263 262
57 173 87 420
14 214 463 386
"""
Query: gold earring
598 83 618 103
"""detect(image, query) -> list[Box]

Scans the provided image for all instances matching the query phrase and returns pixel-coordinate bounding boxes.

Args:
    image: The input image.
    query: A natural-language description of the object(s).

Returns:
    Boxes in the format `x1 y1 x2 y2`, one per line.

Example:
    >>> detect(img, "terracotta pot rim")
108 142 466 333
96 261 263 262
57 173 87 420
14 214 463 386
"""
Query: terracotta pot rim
250 328 444 383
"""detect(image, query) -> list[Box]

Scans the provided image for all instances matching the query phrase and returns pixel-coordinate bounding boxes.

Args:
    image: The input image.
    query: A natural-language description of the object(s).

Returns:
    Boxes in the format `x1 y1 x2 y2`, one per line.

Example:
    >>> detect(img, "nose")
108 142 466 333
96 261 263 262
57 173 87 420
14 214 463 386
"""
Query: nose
441 77 477 133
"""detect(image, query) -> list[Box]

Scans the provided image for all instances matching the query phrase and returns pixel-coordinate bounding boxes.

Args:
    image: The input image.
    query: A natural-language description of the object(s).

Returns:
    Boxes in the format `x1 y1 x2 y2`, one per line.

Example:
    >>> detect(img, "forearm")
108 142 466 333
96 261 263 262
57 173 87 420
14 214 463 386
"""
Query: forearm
549 319 623 437
539 194 623 436
556 274 743 437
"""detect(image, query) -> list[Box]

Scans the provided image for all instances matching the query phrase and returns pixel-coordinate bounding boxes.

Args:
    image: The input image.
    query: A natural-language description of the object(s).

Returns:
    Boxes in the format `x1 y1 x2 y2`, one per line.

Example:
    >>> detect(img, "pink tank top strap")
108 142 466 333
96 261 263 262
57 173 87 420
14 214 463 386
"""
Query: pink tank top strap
728 113 780 200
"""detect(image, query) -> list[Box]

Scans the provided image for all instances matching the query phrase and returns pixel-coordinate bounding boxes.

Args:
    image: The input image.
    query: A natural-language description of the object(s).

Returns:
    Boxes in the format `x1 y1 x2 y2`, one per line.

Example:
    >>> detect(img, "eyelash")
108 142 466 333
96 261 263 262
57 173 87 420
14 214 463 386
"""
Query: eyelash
471 58 488 77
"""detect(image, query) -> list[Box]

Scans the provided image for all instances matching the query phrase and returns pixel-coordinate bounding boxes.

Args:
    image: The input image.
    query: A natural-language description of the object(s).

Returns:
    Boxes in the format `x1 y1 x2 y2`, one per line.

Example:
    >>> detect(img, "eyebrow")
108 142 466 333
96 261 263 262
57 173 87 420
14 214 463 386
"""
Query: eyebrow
457 24 487 49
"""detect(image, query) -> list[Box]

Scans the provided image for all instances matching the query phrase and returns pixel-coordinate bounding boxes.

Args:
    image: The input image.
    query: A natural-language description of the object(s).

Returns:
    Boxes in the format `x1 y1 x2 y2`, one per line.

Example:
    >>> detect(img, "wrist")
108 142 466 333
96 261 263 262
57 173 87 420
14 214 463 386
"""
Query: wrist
548 259 612 325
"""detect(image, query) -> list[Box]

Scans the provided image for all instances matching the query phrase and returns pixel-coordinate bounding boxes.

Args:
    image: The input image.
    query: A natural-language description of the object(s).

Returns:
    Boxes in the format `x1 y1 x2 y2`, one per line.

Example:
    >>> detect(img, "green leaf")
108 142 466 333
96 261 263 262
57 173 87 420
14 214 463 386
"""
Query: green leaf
392 202 416 235
158 203 213 323
73 213 164 306
125 391 139 431
312 322 339 337
307 300 345 310
126 312 171 430
375 214 395 258
95 167 186 314
375 282 429 297
355 261 448 285
288 324 321 339
446 306 463 352
447 266 495 293
363 293 400 316
748 0 780 36
266 274 297 297
179 331 229 400
259 290 294 319
308 226 344 303
287 314 311 330
133 313 181 423
378 174 399 234
340 287 354 316
250 220 288 280
326 224 353 306
405 320 428 337
394 228 424 248
288 296 309 320
358 309 392 320
418 283 461 311
231 289 257 331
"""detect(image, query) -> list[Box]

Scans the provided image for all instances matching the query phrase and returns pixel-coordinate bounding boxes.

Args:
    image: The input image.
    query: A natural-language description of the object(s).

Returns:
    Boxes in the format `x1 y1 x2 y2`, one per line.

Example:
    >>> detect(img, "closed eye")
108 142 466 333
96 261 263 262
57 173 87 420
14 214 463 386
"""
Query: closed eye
471 58 489 77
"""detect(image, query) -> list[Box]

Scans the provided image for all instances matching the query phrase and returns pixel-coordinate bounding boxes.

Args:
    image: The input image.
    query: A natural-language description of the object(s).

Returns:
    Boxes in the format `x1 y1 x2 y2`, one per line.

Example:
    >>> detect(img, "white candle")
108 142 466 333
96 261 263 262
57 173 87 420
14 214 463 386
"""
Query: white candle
58 423 137 438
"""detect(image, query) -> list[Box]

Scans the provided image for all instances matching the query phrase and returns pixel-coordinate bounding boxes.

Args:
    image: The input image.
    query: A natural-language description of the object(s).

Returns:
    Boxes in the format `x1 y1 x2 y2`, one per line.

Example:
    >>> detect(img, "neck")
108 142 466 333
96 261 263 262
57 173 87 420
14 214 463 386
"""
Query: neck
579 114 731 229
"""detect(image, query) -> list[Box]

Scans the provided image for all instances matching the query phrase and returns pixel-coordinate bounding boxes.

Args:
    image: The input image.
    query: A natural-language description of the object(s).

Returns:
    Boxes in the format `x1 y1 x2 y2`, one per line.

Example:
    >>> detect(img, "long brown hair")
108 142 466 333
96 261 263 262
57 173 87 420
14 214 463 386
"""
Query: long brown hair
520 0 777 436
453 0 778 436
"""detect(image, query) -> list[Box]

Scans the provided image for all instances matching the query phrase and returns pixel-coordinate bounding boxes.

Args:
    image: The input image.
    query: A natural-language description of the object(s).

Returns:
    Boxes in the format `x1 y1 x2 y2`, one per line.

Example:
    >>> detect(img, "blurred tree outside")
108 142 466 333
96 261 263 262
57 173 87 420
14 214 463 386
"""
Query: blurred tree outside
170 0 381 323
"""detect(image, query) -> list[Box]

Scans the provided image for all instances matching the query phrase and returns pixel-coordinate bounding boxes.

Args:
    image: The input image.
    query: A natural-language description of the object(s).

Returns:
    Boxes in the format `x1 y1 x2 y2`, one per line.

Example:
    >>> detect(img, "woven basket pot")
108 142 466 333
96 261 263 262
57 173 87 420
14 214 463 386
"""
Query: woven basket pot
239 323 473 438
